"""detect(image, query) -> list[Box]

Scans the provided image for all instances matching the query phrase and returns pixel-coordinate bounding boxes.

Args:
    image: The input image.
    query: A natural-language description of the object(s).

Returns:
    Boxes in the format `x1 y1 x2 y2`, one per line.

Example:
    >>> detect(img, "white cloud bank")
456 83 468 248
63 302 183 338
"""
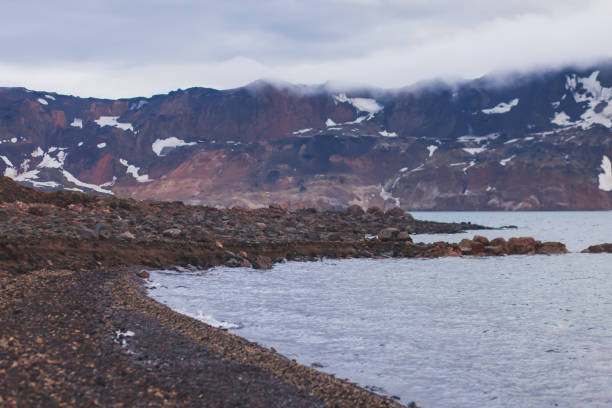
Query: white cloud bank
0 1 611 98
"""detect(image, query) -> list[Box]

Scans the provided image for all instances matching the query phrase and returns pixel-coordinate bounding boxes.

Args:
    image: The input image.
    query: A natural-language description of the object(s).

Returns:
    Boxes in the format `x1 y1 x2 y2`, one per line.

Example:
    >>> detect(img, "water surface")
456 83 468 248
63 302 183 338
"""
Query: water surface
147 212 612 407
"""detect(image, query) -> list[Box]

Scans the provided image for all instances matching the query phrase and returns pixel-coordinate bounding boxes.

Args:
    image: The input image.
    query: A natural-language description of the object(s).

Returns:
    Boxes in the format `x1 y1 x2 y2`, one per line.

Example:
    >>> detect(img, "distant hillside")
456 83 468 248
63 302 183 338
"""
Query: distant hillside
0 63 611 210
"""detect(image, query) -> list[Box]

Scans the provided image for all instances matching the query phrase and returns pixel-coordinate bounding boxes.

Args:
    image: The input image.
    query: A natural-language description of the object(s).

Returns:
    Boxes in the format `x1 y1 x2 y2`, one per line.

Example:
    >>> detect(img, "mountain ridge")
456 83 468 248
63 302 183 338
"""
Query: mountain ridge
0 62 611 210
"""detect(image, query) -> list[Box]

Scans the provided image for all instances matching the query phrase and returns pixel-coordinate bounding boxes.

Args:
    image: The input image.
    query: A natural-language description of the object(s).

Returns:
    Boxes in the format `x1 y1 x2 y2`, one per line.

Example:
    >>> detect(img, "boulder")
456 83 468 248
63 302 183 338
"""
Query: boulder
378 227 399 240
536 241 568 255
366 206 384 217
385 207 404 217
581 243 612 253
250 255 273 270
473 235 490 246
458 239 485 255
507 237 536 255
346 204 365 216
397 231 412 241
163 228 182 237
484 245 505 256
136 270 150 279
120 231 135 240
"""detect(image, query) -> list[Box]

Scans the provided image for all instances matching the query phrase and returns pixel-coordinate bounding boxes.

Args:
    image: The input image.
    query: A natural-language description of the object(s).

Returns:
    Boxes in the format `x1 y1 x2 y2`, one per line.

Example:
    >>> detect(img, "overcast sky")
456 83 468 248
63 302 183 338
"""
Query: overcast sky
1 0 611 98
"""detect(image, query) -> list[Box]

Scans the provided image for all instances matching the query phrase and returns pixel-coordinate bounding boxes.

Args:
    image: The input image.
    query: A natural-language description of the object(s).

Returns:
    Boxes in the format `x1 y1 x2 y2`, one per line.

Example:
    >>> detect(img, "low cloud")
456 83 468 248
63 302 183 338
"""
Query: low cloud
0 0 610 97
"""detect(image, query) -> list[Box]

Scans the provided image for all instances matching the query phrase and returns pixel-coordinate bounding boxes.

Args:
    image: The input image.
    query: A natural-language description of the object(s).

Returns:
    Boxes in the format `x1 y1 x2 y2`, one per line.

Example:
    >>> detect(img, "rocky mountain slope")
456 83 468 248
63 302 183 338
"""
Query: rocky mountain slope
1 64 611 210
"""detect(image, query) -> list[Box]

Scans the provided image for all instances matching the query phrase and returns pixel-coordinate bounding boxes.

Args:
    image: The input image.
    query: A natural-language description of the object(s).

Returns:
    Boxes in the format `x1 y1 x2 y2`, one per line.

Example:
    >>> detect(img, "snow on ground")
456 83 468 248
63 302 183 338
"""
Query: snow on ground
119 158 151 183
31 147 44 157
10 137 17 143
379 185 400 207
344 116 367 124
552 71 612 129
94 116 134 132
292 128 312 135
62 170 114 195
325 118 337 127
38 151 66 169
463 147 487 155
427 145 438 157
37 98 48 106
1 156 13 167
408 163 425 172
44 95 55 101
504 138 519 144
462 160 476 173
130 100 148 110
500 155 516 166
457 133 499 144
2 155 60 188
379 130 398 138
70 118 83 128
551 112 572 127
482 98 519 114
152 137 197 157
333 93 383 115
78 142 84 147
599 155 612 191
97 142 107 149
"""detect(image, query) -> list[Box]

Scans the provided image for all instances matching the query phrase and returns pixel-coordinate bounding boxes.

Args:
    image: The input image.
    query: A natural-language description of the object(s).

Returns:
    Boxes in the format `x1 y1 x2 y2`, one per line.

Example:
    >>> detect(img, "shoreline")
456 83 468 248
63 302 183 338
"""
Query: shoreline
2 176 610 407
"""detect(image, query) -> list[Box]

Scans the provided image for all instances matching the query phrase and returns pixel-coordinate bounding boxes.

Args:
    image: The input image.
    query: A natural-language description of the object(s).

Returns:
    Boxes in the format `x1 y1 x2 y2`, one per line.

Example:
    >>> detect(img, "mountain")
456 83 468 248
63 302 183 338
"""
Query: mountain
0 63 611 210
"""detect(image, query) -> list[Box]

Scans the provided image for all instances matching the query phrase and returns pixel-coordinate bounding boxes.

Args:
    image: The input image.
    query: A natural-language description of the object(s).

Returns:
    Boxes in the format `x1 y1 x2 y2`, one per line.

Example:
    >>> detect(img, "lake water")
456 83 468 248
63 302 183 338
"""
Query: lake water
147 212 612 407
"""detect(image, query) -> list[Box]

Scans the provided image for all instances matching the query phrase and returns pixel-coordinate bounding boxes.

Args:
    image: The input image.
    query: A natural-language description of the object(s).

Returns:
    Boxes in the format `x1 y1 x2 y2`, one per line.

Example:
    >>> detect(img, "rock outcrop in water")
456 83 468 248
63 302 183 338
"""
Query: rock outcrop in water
581 243 612 253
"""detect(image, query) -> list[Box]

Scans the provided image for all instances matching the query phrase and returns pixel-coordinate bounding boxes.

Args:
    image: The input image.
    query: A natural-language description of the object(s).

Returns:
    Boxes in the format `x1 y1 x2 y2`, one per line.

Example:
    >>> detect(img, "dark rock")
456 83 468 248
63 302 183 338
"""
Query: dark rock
366 207 384 217
507 237 536 255
581 243 612 253
251 255 273 270
136 270 150 278
473 235 489 246
536 241 568 254
385 207 404 217
378 227 399 241
346 204 365 216
163 228 182 237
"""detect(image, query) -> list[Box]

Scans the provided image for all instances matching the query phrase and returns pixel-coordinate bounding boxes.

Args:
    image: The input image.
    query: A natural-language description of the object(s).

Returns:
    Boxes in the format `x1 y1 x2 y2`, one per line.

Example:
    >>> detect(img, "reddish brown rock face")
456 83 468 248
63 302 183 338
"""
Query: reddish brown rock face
0 65 611 210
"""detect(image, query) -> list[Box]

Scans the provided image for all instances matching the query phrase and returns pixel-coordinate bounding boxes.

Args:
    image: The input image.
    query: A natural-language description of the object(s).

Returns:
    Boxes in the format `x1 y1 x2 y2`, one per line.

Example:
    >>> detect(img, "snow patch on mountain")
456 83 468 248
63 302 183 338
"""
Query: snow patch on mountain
551 112 572 127
553 71 612 129
97 142 107 149
482 98 519 114
379 130 398 138
500 155 515 166
463 147 487 155
333 93 382 115
62 170 114 195
119 159 151 183
457 133 499 144
427 145 438 157
95 116 134 132
130 100 148 110
152 137 197 157
37 98 48 106
1 156 13 167
325 118 337 127
599 155 612 191
293 128 312 135
38 150 67 169
379 186 400 207
44 95 55 101
31 147 44 158
70 118 83 128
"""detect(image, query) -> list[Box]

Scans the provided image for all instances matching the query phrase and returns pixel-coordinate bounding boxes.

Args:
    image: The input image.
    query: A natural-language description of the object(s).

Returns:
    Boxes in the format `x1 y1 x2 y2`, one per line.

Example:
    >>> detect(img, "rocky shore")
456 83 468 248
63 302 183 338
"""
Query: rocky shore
1 175 609 407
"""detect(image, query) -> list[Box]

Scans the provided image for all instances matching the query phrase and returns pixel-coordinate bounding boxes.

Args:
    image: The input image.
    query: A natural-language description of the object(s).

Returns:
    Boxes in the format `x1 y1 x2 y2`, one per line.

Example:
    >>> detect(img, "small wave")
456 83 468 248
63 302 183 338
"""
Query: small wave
182 310 241 330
